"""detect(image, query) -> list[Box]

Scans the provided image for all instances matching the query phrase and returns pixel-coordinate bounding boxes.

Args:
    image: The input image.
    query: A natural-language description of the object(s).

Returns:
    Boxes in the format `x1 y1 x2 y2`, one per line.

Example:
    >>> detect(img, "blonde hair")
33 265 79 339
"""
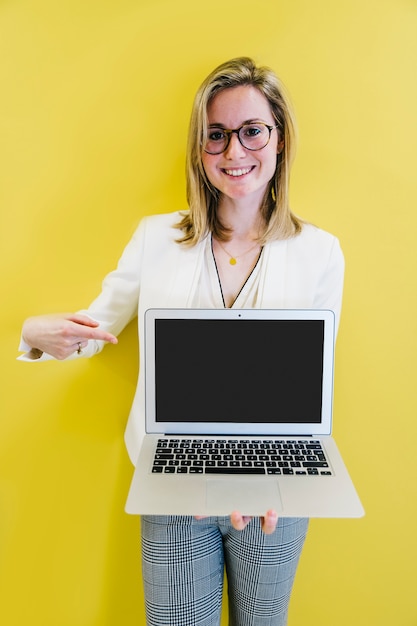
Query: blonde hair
177 56 303 245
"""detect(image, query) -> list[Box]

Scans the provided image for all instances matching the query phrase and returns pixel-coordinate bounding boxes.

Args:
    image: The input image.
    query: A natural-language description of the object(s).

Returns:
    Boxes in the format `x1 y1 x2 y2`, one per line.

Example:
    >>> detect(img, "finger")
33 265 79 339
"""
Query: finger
75 327 118 344
73 332 114 356
65 321 118 344
230 511 252 531
260 510 278 535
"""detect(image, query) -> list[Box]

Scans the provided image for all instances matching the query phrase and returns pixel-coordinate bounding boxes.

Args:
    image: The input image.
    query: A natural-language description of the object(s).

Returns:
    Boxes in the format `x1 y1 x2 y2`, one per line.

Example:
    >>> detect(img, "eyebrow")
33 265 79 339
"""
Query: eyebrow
208 118 269 128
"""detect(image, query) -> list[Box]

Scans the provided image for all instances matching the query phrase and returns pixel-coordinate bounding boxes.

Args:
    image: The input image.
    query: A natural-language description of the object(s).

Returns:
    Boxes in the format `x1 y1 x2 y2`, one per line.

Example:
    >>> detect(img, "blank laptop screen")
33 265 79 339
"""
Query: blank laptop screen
154 318 325 425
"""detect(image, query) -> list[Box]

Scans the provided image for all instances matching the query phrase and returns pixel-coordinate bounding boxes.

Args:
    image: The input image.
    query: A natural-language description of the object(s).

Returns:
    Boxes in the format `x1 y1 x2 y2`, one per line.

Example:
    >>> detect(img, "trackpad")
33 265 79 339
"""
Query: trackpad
206 478 282 516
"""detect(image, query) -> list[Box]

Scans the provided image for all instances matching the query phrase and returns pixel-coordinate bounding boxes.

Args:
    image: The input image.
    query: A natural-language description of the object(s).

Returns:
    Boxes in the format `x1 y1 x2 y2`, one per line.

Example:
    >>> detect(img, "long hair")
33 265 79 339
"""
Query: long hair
177 56 303 245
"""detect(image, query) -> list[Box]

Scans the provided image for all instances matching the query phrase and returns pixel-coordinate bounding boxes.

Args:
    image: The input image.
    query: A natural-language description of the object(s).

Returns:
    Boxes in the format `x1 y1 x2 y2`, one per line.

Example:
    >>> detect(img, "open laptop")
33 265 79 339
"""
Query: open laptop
125 308 364 518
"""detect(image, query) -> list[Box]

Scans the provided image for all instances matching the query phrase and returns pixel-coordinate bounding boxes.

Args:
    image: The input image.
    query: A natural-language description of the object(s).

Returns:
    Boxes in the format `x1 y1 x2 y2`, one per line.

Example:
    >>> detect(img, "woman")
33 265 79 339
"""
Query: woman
20 57 344 625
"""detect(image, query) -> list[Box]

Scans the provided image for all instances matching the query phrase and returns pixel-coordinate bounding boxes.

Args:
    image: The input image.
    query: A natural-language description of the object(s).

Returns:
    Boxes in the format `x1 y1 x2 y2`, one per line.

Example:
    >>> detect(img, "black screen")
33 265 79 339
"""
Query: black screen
154 318 324 424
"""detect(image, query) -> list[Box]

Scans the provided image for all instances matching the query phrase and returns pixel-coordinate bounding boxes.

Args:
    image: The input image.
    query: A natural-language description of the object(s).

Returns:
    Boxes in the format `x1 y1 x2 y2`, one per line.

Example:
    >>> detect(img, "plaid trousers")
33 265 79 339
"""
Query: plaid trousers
141 515 308 626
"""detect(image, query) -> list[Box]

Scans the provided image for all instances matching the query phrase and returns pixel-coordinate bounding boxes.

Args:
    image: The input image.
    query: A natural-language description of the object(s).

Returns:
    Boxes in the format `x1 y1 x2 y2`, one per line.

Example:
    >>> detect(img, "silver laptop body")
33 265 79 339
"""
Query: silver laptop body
125 308 364 518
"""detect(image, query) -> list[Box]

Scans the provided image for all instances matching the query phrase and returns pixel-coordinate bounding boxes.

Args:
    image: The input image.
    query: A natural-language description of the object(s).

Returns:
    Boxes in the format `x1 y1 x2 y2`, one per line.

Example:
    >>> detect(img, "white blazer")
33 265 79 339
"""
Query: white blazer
19 211 345 465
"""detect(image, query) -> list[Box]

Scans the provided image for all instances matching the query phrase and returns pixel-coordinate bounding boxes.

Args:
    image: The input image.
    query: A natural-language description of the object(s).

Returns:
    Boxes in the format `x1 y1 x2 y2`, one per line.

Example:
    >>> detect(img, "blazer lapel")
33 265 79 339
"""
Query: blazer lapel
258 240 288 308
167 237 207 307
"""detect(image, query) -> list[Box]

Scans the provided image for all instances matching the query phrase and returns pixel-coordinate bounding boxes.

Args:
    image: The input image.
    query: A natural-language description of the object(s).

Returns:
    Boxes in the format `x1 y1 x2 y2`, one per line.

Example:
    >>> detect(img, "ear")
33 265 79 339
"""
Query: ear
277 139 285 154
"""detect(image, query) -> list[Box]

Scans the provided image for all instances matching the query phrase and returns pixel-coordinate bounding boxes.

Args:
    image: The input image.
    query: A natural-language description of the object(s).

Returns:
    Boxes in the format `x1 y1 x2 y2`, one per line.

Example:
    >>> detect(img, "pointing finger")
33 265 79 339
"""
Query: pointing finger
75 326 118 344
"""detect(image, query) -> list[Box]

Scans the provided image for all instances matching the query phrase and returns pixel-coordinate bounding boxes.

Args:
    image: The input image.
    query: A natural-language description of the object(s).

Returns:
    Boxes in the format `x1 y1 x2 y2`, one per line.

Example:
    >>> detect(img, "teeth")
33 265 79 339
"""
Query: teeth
224 167 251 177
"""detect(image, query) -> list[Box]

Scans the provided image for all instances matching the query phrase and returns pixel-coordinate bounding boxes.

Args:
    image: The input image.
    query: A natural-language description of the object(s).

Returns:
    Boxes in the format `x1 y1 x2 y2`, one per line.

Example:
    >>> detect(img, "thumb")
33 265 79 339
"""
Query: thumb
261 510 278 535
67 313 100 328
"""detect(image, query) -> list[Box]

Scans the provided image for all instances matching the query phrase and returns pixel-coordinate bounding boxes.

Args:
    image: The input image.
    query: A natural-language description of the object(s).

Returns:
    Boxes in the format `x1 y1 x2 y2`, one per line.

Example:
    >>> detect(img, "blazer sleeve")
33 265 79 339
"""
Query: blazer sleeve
78 219 147 351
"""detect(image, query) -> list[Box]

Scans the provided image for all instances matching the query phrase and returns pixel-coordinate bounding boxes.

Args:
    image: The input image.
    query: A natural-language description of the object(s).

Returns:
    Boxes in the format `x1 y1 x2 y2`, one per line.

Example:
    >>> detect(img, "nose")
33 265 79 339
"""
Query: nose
223 131 247 159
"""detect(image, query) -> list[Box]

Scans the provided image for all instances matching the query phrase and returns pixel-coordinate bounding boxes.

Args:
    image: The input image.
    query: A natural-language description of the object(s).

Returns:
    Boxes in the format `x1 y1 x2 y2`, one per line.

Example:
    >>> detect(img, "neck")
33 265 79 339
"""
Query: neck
217 197 265 241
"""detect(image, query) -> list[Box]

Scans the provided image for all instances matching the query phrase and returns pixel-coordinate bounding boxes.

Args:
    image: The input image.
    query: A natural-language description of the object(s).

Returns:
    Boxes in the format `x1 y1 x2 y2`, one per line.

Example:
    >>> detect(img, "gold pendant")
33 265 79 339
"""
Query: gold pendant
229 257 237 265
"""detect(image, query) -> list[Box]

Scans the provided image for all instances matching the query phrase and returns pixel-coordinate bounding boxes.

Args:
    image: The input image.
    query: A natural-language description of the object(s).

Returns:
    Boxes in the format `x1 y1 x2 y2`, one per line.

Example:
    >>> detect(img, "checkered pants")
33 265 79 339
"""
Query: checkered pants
141 516 308 626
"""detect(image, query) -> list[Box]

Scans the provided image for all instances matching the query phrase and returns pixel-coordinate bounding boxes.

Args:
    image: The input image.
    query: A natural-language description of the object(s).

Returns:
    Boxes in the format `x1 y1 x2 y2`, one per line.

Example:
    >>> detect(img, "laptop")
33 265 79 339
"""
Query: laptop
125 308 364 518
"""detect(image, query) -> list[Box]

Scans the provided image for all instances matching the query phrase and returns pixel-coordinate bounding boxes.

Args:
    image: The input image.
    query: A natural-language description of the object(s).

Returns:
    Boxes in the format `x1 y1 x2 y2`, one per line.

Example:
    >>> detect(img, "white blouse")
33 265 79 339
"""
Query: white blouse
192 235 265 309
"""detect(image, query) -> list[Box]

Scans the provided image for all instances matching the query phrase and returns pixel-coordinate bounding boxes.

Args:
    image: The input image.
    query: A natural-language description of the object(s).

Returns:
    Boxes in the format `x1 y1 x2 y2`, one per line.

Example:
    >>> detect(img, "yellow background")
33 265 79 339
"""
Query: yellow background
1 0 416 624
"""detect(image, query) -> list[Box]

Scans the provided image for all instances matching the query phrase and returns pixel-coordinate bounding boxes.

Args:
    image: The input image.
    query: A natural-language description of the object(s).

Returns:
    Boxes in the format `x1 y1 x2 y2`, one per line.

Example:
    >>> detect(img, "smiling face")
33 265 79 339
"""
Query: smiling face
201 85 283 208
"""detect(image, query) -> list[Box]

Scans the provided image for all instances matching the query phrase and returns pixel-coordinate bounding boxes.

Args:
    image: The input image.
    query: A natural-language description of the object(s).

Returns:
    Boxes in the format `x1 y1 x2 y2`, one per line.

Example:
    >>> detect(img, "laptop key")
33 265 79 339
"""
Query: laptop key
205 467 265 475
302 461 329 468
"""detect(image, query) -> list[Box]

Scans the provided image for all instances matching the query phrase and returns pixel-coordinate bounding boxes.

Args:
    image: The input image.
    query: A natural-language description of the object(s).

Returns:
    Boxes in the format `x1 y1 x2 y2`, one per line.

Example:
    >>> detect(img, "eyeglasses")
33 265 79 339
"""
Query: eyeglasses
203 122 278 155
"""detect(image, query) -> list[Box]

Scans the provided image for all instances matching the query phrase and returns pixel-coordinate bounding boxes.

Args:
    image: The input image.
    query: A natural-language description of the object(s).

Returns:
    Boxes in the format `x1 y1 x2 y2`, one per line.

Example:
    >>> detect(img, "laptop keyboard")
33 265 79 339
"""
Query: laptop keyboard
151 438 332 476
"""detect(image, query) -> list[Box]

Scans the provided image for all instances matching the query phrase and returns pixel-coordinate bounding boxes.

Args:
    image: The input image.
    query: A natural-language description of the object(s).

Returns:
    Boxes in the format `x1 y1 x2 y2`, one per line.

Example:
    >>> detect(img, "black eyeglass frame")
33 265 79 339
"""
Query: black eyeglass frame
203 123 279 155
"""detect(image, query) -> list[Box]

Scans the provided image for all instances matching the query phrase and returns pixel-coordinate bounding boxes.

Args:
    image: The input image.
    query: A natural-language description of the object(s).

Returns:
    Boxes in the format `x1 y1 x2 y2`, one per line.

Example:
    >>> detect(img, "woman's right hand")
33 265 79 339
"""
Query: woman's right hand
21 313 118 360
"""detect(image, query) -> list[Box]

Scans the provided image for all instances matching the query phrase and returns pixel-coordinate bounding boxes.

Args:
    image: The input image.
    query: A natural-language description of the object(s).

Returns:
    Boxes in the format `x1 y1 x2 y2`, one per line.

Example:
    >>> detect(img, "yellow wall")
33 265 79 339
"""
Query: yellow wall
1 1 416 624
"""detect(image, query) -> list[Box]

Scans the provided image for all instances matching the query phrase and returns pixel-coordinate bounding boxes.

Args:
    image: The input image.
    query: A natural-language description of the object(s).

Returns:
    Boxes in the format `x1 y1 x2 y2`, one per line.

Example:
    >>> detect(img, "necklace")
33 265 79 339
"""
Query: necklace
215 238 261 266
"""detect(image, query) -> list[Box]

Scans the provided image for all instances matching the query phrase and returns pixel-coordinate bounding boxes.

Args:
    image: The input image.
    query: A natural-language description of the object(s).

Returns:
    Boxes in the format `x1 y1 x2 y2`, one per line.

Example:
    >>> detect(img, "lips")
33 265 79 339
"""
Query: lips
222 166 254 177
